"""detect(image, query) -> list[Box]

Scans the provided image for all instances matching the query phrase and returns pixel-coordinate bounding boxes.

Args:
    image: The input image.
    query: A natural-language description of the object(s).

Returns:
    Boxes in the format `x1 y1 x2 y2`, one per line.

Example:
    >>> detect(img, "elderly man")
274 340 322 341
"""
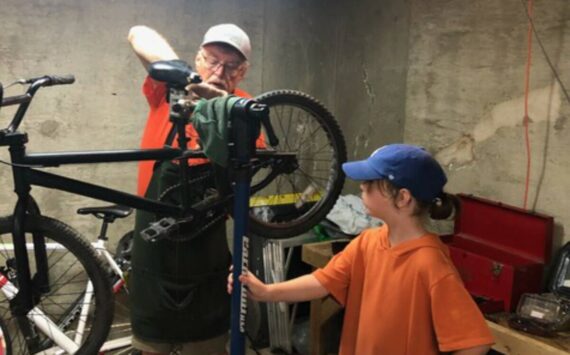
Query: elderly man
127 24 252 355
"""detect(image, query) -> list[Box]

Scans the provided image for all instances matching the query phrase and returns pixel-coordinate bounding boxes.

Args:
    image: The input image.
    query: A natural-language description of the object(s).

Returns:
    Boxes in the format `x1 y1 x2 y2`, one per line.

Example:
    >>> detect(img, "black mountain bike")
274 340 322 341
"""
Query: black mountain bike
0 60 346 354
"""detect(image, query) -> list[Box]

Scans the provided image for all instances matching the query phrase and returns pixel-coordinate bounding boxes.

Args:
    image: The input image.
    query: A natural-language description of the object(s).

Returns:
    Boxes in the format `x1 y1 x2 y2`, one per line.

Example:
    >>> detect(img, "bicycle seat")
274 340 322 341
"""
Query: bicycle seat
77 205 133 221
149 60 201 89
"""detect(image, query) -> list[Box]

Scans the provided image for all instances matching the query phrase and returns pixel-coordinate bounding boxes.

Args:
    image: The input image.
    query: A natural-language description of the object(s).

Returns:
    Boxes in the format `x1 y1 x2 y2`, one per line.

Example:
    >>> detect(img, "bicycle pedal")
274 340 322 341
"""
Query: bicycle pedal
140 217 178 242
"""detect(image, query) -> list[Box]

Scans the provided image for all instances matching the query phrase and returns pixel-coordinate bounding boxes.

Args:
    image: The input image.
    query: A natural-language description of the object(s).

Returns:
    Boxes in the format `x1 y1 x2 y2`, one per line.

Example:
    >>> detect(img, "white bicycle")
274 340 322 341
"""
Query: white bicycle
76 205 134 355
0 205 135 354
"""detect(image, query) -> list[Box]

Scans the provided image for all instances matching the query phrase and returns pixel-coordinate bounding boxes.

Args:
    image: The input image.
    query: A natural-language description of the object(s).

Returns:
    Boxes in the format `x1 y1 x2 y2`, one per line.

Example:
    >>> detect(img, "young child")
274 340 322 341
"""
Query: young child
229 143 494 355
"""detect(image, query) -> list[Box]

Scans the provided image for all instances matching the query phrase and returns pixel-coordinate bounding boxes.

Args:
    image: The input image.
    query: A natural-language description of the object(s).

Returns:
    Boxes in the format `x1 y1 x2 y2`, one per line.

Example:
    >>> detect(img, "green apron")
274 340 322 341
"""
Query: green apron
130 162 231 342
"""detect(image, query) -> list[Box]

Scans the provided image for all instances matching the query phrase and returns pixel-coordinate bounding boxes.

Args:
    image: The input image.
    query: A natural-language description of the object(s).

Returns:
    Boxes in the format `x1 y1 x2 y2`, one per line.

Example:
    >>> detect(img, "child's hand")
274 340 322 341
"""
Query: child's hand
227 266 271 302
240 271 271 301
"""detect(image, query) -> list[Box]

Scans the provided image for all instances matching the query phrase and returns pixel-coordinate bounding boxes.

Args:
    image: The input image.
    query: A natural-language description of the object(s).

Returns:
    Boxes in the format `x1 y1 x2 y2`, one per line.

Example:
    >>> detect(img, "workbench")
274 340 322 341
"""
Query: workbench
301 241 570 355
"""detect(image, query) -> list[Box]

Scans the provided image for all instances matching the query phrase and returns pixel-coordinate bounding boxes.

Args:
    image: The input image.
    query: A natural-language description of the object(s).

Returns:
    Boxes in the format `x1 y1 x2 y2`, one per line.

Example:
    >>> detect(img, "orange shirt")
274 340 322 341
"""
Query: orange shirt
137 76 253 196
313 225 494 355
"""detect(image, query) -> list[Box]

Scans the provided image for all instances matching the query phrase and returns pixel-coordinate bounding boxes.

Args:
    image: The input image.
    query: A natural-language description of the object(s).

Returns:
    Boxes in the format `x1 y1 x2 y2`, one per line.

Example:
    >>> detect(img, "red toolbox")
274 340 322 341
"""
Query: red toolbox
441 194 553 313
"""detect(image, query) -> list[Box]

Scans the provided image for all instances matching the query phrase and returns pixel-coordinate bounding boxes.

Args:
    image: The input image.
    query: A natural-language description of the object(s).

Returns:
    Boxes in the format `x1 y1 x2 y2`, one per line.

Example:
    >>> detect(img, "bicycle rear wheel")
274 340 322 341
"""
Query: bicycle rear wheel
249 90 346 239
0 215 114 354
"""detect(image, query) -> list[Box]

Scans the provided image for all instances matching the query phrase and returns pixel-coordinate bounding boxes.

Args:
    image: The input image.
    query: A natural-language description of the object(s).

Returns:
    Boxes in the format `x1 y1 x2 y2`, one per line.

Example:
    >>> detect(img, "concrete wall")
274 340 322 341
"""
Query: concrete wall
0 0 408 243
405 0 570 252
1 0 569 260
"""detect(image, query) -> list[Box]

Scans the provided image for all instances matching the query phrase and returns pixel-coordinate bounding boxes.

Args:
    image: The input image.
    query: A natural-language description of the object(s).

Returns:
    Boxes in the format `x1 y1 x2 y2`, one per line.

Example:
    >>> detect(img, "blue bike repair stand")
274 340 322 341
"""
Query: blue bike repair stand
229 98 268 355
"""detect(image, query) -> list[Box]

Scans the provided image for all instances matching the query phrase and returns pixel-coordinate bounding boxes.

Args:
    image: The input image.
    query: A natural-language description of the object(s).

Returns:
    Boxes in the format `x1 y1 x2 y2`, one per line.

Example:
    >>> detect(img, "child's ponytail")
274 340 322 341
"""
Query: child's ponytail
429 193 460 220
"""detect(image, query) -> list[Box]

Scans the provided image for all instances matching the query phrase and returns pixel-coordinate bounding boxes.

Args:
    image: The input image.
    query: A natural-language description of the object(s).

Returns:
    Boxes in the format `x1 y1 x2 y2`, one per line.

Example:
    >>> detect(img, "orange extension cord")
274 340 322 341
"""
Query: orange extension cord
522 0 534 210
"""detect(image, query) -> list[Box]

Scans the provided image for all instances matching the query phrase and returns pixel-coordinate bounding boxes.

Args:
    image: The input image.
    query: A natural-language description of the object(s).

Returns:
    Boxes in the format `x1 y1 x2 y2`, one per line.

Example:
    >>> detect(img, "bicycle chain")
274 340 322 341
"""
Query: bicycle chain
157 169 212 202
177 212 227 242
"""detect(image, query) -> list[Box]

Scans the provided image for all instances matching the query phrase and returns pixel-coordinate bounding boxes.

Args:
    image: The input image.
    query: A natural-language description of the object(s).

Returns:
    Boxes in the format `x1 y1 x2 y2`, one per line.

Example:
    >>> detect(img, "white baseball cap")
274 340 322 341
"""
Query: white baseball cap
201 23 251 60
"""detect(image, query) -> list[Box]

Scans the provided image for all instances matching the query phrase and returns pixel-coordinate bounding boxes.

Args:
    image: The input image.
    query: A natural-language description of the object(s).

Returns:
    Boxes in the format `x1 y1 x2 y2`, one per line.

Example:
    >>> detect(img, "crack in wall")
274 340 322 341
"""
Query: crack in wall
361 64 376 104
436 82 562 167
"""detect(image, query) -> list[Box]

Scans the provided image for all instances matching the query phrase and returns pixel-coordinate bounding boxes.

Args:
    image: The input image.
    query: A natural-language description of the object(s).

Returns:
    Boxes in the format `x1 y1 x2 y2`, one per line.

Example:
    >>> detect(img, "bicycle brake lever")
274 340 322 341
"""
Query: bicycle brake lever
3 79 26 89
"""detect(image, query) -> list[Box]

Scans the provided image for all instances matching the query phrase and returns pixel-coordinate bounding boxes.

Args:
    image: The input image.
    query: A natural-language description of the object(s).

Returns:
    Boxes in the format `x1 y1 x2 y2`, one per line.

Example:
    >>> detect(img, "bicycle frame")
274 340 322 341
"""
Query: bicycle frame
6 140 189 316
0 72 288 354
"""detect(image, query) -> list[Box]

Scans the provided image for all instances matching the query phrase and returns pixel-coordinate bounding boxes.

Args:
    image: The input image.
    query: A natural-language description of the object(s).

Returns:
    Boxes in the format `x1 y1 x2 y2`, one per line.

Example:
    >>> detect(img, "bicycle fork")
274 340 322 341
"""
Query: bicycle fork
9 144 51 315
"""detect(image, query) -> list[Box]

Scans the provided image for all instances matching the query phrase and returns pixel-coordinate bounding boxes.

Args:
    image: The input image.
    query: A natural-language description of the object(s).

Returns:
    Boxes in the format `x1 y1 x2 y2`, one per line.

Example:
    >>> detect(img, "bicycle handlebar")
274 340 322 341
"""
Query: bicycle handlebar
0 74 75 132
0 70 280 147
22 75 75 87
0 74 75 107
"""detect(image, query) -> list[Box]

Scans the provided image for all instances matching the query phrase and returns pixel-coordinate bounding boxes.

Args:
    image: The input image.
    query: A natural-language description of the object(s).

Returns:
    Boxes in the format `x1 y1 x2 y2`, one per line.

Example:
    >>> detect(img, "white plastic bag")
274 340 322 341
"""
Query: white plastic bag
326 194 383 235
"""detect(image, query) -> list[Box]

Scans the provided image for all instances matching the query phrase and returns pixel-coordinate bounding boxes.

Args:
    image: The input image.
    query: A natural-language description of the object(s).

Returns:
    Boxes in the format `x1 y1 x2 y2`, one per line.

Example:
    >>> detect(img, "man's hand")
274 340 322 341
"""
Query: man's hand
186 83 228 105
227 267 272 302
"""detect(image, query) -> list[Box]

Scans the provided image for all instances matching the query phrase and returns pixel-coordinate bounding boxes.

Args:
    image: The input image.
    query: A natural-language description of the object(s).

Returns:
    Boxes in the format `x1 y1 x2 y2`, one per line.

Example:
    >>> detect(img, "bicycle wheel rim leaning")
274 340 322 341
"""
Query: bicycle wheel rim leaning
0 215 114 354
250 90 346 239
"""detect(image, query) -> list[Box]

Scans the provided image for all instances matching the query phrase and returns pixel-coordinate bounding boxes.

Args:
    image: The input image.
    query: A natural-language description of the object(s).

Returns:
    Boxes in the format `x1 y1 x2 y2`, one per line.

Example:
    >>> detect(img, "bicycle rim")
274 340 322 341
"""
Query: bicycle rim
0 215 113 354
249 90 346 239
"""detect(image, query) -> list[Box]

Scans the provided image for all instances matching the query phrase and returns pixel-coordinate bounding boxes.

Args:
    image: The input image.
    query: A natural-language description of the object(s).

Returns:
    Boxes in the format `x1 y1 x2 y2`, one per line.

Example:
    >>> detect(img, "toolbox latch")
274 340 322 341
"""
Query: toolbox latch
491 262 504 278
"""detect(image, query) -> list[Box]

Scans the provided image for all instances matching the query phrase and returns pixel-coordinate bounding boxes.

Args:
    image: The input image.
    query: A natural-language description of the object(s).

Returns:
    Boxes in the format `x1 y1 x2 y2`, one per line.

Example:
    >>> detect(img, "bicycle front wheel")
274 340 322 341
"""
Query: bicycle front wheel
0 215 114 354
250 90 347 239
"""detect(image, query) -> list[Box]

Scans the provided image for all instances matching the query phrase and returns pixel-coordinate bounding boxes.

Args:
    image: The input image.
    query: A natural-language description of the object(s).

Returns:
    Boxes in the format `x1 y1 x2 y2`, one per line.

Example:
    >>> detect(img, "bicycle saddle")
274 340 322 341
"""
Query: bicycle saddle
77 205 133 220
149 60 201 89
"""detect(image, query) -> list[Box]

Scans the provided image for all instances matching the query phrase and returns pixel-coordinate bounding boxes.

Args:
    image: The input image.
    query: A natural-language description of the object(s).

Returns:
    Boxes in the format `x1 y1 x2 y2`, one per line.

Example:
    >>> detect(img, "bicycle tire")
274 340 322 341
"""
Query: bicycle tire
248 90 346 239
0 215 114 354
114 230 133 266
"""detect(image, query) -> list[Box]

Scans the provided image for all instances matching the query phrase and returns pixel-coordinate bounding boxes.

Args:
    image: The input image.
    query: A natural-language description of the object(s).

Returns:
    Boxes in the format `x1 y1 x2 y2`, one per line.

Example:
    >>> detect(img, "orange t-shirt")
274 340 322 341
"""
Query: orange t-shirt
313 225 494 355
137 76 253 196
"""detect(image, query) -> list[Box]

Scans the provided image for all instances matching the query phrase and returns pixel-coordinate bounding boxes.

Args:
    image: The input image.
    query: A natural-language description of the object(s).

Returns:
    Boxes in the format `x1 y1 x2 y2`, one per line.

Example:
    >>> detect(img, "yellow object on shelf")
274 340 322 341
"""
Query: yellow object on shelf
250 191 322 207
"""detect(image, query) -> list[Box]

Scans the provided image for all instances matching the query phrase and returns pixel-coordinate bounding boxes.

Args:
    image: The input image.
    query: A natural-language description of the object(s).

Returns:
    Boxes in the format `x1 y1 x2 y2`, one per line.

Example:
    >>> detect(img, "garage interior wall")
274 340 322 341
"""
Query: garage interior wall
0 0 569 259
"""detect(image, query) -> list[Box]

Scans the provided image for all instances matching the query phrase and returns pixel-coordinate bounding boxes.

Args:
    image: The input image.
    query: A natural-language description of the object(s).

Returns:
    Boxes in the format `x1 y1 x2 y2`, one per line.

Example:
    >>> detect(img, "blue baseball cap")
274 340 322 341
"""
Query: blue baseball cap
342 144 447 202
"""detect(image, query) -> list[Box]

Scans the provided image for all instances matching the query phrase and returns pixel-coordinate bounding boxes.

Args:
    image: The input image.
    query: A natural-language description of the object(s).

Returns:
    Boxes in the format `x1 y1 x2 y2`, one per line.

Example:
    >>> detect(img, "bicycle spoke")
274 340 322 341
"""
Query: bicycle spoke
296 125 324 149
276 106 292 151
46 266 88 295
295 168 330 186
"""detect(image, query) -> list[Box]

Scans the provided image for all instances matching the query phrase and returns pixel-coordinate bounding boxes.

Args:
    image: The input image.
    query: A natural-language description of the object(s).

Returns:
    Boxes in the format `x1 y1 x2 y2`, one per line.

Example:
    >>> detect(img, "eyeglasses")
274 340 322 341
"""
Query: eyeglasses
199 51 245 77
